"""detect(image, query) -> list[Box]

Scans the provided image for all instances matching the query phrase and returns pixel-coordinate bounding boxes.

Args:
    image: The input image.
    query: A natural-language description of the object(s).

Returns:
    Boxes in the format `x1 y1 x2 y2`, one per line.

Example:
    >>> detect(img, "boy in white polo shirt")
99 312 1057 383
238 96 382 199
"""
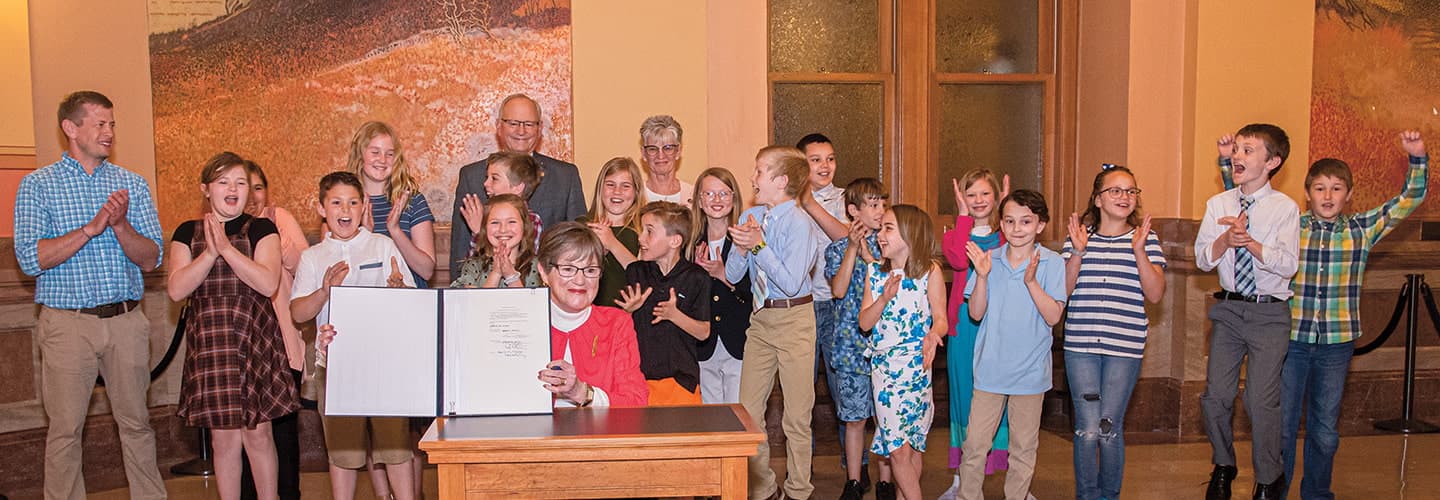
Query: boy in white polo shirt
290 171 417 499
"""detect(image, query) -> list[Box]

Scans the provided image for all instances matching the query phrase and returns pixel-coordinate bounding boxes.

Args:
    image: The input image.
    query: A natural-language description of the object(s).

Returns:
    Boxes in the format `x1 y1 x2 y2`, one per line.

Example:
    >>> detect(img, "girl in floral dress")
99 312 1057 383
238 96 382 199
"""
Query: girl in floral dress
858 204 949 500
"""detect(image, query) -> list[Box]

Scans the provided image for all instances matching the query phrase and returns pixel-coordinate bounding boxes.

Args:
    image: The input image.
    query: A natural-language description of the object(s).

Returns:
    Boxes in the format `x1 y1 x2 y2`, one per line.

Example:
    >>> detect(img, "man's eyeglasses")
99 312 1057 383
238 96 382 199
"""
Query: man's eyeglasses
701 190 733 200
500 118 540 130
550 264 602 279
1100 187 1142 198
643 144 680 156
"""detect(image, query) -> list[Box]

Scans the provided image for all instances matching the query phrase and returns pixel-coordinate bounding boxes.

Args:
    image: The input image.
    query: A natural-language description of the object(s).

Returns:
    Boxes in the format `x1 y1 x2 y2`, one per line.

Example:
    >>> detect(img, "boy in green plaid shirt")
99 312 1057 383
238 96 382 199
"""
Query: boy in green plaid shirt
1222 131 1428 499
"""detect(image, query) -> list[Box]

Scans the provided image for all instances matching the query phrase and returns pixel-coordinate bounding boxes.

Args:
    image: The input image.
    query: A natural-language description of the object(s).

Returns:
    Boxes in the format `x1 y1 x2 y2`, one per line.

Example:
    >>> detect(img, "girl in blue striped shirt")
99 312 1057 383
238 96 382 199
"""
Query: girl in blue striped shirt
1061 165 1167 500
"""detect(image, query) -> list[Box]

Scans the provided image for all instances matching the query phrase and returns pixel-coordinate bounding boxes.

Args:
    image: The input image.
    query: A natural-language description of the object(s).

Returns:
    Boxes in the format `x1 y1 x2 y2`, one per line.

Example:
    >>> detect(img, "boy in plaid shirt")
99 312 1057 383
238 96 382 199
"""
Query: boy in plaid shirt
1277 132 1426 499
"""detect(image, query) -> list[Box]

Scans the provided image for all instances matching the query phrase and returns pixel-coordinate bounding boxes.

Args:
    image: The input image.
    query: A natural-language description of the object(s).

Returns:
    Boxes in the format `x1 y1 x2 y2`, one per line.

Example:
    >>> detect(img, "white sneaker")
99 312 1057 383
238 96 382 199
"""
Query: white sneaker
936 474 960 500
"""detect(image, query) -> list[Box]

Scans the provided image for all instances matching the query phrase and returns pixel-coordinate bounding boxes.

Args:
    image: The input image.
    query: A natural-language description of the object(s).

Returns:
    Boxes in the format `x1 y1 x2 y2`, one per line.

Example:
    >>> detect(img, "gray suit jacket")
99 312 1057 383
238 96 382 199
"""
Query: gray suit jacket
450 152 587 280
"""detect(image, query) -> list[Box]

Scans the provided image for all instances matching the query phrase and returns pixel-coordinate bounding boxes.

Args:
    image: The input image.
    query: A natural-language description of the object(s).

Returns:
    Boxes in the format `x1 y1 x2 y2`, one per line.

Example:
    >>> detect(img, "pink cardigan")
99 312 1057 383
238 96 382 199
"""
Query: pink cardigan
940 215 984 335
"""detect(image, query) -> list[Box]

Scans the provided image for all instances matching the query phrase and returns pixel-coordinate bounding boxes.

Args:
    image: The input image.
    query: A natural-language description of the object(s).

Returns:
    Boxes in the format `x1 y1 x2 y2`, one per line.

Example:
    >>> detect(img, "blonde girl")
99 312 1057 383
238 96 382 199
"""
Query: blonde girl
584 157 646 305
346 121 436 287
939 169 1013 489
689 167 752 404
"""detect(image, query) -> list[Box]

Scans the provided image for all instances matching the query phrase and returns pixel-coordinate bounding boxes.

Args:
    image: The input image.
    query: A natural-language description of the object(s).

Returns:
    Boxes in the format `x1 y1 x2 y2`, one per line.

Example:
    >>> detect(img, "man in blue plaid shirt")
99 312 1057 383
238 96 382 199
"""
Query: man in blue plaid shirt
13 91 166 500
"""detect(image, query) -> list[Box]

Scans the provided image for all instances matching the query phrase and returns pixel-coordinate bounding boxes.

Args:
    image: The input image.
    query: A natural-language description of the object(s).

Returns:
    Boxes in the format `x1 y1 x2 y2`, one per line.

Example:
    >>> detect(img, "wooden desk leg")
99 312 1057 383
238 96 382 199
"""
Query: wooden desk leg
721 456 748 500
437 463 465 499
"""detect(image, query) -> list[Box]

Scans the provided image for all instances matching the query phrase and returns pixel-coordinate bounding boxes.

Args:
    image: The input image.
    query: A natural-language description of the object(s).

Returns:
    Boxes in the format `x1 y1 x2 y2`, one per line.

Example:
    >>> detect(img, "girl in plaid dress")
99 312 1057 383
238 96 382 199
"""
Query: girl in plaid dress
167 152 299 500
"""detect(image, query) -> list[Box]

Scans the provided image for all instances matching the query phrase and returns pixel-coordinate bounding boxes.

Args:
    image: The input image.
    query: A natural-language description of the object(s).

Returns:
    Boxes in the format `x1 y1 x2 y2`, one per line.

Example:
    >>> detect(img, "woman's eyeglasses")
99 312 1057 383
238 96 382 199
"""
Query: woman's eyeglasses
551 264 603 278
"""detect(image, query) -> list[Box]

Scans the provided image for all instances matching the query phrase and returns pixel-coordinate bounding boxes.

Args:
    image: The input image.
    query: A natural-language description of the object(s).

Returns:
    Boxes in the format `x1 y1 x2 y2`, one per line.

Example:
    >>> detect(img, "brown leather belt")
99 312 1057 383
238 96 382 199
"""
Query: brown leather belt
763 295 813 309
69 300 141 318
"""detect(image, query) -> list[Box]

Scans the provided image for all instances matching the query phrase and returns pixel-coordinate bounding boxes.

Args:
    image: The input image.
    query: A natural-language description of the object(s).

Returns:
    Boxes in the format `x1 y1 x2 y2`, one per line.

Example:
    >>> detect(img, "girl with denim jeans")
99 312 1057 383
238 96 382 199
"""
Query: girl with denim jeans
1061 166 1168 500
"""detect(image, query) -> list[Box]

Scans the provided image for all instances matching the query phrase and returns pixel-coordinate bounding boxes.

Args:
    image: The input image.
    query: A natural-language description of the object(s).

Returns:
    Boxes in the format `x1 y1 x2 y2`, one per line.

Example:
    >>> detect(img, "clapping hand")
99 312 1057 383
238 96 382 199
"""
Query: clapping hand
105 190 130 227
614 284 654 313
727 215 763 252
493 242 517 278
459 194 485 235
965 241 992 277
204 213 235 258
385 192 410 235
322 260 350 292
1132 215 1153 253
879 272 902 301
360 202 375 232
651 288 683 325
952 178 969 217
849 220 879 264
1066 213 1089 256
1217 212 1252 248
1023 250 1040 284
694 242 727 281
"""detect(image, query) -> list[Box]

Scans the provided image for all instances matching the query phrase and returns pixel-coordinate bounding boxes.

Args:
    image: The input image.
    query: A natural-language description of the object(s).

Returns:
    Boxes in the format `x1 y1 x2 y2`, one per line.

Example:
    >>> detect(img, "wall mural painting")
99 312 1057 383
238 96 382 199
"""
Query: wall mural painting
1312 0 1438 217
148 0 574 230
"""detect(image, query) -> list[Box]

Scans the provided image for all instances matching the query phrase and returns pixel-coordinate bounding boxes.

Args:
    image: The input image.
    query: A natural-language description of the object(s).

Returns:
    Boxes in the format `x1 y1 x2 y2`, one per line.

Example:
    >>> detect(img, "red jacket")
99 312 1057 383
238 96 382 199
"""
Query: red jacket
550 306 649 406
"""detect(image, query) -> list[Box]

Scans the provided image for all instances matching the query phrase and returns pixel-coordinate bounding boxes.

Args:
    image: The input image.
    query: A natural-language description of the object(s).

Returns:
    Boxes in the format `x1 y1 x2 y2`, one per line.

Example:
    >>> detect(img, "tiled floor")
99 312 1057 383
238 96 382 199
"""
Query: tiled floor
93 430 1440 499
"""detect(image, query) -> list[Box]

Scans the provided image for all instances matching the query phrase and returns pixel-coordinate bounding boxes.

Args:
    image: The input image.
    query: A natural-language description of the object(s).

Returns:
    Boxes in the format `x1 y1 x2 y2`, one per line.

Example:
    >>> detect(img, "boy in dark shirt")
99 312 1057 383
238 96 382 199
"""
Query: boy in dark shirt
617 201 712 405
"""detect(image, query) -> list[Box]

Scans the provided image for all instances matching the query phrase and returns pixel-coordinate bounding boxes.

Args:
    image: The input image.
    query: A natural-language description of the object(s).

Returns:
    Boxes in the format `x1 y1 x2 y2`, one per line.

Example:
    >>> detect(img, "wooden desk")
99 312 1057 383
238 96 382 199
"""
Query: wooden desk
419 404 765 499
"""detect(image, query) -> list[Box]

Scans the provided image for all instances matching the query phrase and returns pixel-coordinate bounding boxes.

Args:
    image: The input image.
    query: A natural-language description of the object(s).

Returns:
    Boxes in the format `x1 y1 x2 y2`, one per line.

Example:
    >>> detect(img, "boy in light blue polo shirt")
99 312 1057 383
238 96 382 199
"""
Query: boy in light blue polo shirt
957 189 1066 500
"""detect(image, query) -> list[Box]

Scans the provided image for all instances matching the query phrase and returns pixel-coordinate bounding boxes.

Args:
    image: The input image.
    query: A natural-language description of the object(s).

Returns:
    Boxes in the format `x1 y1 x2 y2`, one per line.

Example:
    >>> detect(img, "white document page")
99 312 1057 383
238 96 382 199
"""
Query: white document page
442 287 554 416
326 287 439 416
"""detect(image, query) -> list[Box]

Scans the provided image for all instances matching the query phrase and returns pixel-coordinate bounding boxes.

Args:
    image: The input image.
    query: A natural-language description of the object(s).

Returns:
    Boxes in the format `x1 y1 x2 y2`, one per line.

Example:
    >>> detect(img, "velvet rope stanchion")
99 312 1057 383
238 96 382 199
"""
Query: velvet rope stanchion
163 303 215 476
1372 274 1439 434
1354 279 1411 355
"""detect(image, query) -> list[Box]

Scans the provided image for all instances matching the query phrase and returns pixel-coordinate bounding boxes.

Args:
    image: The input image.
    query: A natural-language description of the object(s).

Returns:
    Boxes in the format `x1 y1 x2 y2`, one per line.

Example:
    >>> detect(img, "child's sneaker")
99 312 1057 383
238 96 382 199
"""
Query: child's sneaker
937 474 960 500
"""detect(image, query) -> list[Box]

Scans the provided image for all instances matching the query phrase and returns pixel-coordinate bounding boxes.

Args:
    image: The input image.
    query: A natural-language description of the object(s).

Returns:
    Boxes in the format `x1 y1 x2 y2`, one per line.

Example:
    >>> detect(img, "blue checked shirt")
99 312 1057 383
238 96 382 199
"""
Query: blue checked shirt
1290 155 1428 344
13 154 165 309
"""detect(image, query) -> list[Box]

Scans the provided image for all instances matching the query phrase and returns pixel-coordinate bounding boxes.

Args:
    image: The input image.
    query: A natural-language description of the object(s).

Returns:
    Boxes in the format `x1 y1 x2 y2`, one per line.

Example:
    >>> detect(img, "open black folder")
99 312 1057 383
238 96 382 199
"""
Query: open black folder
323 286 554 417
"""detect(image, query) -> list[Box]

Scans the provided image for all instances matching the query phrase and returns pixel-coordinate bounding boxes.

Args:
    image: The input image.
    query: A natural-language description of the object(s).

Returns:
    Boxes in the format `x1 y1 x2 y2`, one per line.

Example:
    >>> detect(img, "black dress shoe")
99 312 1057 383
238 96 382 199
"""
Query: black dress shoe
1252 474 1284 500
1206 464 1238 500
875 480 897 500
839 480 865 500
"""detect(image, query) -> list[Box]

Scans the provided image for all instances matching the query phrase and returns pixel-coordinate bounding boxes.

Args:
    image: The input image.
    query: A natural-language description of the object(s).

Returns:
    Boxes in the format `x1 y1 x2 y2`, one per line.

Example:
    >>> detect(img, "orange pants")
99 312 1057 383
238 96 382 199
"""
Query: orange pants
646 377 702 406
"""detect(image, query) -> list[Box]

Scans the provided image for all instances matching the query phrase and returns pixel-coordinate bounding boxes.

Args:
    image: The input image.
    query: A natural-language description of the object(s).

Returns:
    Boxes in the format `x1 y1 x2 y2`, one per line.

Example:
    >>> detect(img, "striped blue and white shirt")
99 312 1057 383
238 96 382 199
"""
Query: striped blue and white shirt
13 153 164 309
369 192 435 287
1061 229 1166 358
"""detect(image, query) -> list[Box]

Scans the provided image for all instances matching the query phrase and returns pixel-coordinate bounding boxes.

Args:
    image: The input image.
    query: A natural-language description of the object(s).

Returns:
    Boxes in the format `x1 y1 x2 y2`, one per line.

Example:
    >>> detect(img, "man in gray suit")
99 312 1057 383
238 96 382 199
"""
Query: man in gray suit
450 93 586 279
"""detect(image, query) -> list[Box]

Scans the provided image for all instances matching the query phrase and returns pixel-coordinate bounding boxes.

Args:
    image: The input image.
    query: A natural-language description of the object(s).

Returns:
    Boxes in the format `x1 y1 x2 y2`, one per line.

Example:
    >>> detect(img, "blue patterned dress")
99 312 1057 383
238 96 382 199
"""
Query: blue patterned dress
866 261 934 455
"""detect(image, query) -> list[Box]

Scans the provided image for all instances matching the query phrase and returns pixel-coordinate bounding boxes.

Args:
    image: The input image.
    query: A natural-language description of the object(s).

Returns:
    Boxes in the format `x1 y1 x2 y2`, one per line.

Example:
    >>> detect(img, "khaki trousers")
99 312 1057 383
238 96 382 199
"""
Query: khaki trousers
38 306 166 500
740 303 816 500
958 390 1042 500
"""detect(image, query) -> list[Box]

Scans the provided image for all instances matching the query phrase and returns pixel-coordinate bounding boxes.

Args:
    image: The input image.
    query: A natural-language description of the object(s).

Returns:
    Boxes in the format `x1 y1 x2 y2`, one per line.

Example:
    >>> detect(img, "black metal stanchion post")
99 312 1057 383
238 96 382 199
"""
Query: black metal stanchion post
170 427 215 476
1374 274 1439 434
